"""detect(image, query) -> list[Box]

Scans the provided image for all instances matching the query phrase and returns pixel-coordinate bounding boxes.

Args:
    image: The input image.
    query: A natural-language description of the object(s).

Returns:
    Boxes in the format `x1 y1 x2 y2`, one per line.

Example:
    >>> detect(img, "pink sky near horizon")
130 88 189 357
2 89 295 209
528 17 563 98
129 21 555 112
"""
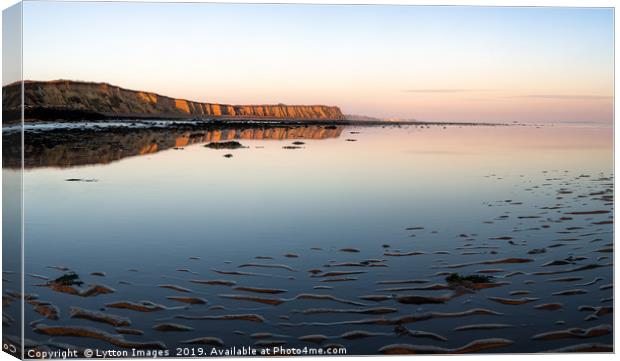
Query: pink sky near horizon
18 3 615 123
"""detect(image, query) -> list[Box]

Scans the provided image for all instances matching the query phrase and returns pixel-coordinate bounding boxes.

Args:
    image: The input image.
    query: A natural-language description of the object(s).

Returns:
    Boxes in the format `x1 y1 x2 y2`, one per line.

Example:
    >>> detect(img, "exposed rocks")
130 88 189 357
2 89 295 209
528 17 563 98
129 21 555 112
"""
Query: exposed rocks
488 297 539 305
238 263 296 272
234 286 287 294
394 325 447 341
189 279 236 286
359 295 392 302
339 248 361 253
166 296 208 305
454 324 514 331
175 314 265 323
115 328 144 336
552 289 588 296
105 301 166 312
181 337 225 346
298 334 328 344
34 324 166 349
217 294 285 306
544 343 612 352
30 301 60 320
378 338 513 354
158 284 192 293
534 303 563 311
204 141 245 149
532 324 611 340
69 307 130 327
395 294 452 305
294 307 397 315
152 323 194 332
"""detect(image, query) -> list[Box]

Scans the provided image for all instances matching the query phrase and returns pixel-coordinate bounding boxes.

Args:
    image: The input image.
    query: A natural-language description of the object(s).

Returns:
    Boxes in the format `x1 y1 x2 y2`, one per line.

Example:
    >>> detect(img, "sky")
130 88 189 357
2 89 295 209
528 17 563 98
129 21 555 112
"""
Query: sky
20 1 614 123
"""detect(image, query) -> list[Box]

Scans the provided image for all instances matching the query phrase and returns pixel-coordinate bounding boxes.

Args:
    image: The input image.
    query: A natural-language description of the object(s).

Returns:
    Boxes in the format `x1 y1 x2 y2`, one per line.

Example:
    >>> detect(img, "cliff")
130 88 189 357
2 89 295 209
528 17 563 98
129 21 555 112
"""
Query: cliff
2 80 346 122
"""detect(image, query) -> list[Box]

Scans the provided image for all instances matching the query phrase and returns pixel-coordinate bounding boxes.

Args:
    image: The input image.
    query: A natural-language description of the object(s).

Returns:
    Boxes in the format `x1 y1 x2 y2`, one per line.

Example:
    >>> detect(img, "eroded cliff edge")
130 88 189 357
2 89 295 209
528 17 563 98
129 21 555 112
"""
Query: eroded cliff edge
2 80 345 122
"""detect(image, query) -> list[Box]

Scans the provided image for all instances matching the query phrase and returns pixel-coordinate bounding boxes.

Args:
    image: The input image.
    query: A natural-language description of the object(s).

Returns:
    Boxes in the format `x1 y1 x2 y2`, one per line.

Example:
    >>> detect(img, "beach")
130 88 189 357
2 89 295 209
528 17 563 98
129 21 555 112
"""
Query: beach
1 121 612 355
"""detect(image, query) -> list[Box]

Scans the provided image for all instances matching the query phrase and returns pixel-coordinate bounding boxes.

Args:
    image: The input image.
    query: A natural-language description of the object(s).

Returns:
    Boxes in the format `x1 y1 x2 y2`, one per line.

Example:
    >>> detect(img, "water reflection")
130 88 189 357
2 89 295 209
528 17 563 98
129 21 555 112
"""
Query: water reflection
3 124 343 168
4 124 613 355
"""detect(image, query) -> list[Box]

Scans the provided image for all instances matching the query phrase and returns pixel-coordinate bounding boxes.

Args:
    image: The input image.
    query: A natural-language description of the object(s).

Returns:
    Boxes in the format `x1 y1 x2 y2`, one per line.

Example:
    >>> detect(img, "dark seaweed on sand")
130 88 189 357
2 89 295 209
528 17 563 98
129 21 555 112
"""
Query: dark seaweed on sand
445 273 493 285
52 272 83 286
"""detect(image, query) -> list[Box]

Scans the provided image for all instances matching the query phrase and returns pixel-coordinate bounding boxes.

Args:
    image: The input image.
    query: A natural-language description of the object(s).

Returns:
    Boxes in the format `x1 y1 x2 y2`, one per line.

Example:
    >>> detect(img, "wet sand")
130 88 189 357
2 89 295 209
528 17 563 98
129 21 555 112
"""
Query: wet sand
2 123 613 356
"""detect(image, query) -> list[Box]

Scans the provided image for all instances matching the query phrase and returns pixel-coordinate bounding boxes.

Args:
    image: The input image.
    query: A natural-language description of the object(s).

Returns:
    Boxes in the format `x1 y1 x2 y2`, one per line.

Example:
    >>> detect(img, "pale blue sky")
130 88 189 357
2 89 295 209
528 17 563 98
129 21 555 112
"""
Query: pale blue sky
21 1 614 122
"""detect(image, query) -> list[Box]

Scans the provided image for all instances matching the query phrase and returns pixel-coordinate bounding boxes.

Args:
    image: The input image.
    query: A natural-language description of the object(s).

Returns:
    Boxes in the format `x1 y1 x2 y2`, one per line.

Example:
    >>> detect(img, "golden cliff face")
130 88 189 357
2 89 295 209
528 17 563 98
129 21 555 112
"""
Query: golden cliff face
3 80 345 121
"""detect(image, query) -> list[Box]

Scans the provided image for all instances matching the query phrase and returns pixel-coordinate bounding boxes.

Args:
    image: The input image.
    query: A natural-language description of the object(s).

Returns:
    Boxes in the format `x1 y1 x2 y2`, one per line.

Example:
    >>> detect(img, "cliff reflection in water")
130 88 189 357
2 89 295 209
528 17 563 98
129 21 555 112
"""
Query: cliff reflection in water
4 124 343 168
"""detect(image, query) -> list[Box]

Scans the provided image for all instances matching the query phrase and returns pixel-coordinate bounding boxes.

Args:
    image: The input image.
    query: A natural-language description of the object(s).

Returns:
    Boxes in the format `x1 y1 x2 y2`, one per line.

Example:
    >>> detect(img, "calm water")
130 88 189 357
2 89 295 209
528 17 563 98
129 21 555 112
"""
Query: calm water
3 123 614 355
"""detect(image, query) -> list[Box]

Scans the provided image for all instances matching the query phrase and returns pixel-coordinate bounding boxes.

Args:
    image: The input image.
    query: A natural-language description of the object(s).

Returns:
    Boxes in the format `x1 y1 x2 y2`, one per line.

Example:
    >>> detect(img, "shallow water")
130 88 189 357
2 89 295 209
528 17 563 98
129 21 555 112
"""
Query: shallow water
3 123 614 355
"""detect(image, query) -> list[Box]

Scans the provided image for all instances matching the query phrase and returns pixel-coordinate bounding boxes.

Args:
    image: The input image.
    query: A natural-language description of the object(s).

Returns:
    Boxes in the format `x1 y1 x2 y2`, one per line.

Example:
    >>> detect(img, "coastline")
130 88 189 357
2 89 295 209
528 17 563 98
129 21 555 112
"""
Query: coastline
2 80 509 126
3 111 509 128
